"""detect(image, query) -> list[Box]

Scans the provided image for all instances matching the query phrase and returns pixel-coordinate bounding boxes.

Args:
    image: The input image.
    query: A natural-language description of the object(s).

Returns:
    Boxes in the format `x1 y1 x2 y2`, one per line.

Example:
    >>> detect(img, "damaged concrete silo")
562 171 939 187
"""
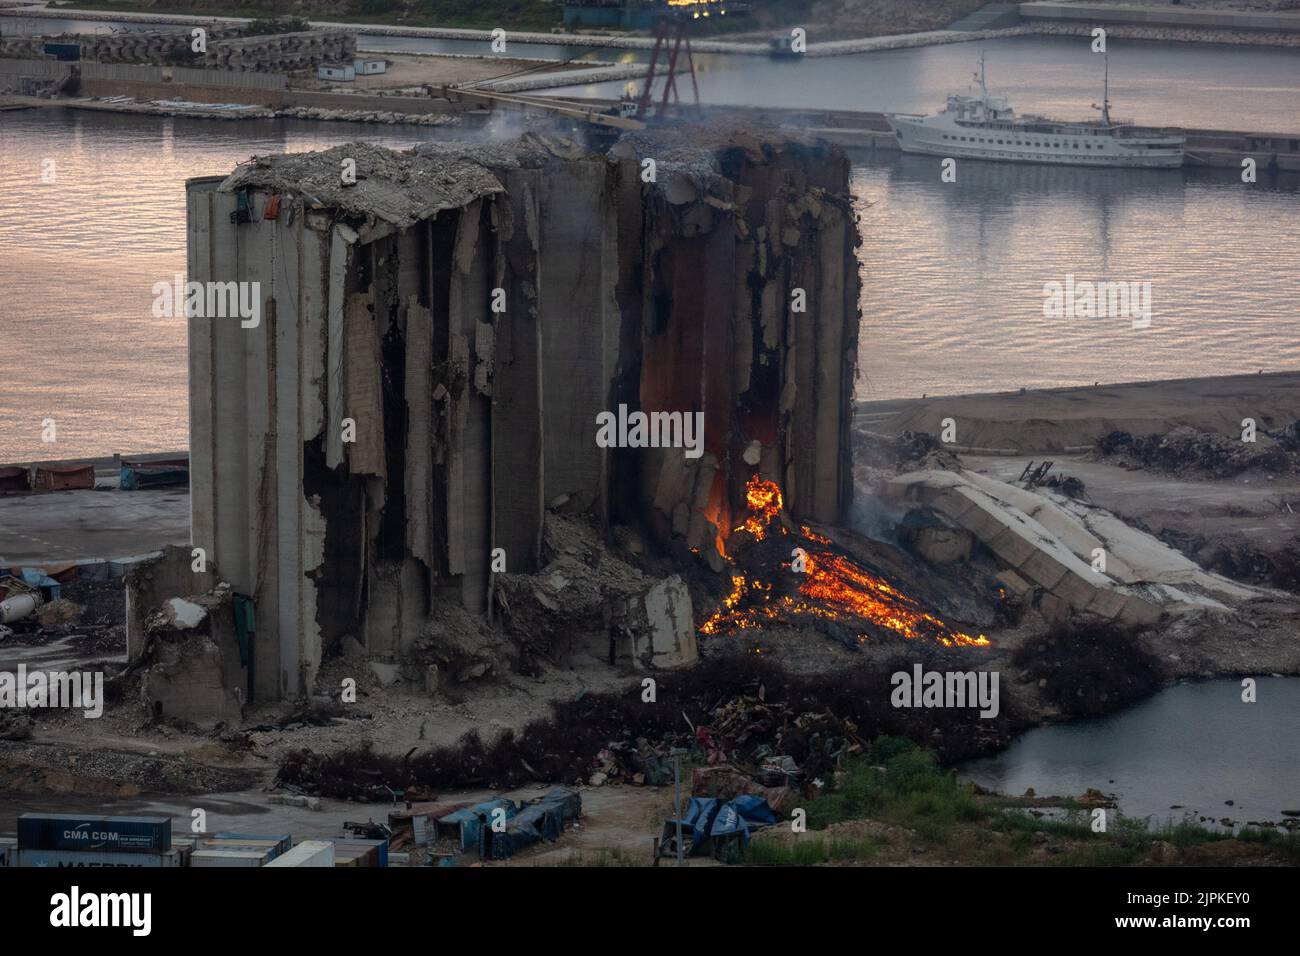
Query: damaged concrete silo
181 127 860 704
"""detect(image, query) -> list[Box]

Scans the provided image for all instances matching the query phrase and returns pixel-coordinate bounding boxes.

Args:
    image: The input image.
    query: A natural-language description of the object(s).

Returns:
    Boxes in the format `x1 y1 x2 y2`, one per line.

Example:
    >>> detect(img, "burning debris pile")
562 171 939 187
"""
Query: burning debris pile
700 477 989 648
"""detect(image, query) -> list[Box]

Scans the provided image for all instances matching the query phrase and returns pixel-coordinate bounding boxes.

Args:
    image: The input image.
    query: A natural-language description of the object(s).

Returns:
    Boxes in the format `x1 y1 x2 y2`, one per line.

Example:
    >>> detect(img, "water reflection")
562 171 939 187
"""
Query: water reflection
961 678 1300 829
0 109 1297 461
853 153 1300 401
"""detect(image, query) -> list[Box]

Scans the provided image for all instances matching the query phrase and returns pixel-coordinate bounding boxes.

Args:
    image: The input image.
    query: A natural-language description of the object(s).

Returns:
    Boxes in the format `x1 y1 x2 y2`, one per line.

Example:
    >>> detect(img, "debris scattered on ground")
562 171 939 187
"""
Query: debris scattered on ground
0 740 258 797
0 712 34 742
1204 542 1300 593
268 793 321 811
35 599 82 628
1098 425 1298 479
494 514 697 673
1016 460 1088 500
274 651 1029 801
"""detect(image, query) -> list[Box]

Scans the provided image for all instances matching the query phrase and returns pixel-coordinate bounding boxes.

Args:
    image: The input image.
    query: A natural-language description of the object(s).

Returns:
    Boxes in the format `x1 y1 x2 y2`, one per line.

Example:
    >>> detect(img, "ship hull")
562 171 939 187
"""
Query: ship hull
885 114 1185 169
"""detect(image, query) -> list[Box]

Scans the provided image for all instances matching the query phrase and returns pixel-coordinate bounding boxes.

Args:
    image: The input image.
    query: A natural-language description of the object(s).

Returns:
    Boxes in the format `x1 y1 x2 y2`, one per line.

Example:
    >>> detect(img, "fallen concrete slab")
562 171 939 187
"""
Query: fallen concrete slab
885 467 1273 626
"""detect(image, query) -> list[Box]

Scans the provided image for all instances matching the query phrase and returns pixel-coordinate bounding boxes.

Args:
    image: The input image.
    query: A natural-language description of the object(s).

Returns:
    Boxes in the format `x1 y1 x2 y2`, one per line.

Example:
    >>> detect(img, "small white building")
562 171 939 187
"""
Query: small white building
317 63 355 82
354 57 387 76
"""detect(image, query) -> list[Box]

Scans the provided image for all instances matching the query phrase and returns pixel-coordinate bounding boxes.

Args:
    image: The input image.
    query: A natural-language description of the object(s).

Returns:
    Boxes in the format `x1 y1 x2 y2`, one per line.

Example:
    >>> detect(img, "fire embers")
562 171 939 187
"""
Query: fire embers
701 477 989 649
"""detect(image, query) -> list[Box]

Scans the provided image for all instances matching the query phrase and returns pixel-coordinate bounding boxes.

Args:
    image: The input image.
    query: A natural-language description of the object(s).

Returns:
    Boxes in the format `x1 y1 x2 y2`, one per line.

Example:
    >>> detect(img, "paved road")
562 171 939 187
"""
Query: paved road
0 488 189 565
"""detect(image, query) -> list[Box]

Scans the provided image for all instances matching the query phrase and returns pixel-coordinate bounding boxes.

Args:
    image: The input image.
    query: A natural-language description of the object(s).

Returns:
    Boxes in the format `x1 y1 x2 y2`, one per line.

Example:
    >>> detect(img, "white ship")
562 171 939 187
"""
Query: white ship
885 55 1184 169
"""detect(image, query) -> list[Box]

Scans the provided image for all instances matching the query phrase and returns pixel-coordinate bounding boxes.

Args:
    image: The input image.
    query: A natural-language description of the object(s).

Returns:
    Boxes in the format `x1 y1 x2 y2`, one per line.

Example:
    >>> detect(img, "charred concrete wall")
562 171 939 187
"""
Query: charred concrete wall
611 131 861 569
185 129 860 702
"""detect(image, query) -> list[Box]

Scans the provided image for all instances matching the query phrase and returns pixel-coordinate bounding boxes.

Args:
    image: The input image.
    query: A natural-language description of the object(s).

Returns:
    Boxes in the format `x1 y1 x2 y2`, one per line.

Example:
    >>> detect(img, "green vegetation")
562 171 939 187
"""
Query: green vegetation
558 847 641 867
803 736 983 832
745 834 885 866
744 736 1300 866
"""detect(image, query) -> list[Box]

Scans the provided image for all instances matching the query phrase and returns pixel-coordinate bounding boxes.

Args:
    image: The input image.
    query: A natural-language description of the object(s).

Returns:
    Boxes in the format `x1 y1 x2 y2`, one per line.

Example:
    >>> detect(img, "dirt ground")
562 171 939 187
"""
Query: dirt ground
859 371 1300 454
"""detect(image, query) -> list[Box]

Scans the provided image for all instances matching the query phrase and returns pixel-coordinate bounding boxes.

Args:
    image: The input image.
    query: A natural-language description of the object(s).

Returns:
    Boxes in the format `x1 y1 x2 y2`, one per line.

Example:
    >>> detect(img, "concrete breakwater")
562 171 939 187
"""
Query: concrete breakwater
2 93 463 125
7 6 1300 56
0 23 358 71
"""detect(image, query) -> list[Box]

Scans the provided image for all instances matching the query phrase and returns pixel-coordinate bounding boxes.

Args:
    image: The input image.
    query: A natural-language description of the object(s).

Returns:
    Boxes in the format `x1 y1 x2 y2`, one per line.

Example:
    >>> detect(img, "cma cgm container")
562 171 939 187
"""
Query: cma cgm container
11 848 185 868
18 814 172 853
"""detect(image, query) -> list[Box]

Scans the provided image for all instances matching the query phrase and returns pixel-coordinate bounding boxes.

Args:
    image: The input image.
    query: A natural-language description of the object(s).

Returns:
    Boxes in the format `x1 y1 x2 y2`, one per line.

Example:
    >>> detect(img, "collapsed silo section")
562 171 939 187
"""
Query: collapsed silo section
185 144 507 700
610 127 861 571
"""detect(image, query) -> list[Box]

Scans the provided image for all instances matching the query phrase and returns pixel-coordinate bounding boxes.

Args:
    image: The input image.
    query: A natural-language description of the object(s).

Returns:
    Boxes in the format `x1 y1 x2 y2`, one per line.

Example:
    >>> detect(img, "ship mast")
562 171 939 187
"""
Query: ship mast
1101 53 1111 126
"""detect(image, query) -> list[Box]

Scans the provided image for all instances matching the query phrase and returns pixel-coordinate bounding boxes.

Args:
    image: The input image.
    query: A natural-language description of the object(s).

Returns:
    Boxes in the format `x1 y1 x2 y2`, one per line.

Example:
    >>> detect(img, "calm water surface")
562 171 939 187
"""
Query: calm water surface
1 30 1298 459
0 112 441 461
961 678 1300 828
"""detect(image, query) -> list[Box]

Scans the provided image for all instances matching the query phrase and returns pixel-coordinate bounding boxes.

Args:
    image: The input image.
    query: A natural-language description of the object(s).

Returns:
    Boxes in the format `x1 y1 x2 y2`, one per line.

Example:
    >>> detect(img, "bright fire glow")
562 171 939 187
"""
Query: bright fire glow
701 479 989 648
736 476 783 540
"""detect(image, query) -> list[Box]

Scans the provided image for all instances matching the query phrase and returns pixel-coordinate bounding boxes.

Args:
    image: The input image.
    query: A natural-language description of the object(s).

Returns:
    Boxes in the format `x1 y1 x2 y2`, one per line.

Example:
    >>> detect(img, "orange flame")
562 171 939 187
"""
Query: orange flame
736 476 782 541
701 478 988 648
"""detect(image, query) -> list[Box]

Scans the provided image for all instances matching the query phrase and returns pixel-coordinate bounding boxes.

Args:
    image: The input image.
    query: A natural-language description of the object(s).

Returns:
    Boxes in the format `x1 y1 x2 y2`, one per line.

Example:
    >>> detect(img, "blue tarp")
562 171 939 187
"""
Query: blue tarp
437 798 517 852
672 795 776 855
19 568 59 589
535 787 581 825
480 788 581 861
13 568 61 601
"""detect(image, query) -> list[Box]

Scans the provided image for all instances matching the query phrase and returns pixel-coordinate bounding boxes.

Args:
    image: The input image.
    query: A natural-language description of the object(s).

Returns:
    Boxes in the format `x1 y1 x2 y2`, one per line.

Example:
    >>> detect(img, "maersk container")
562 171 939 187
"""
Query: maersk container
12 848 184 868
191 847 275 867
264 840 334 868
17 813 172 853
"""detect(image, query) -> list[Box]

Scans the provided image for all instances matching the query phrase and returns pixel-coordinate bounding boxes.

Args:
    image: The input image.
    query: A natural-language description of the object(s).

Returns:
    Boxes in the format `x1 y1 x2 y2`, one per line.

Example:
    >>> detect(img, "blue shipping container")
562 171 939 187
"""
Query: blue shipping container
18 814 172 853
